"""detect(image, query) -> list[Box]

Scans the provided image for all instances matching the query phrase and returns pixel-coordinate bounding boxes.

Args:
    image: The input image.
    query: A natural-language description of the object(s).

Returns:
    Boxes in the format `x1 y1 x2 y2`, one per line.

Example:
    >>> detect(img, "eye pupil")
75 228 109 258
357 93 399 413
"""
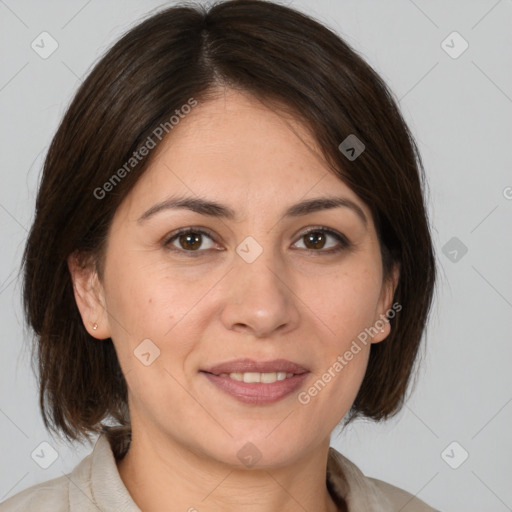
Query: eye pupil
305 231 325 249
180 233 201 250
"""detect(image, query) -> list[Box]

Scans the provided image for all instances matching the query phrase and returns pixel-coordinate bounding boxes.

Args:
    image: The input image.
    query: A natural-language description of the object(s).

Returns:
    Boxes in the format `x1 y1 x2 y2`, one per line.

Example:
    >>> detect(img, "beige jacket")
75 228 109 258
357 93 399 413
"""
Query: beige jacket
0 432 439 511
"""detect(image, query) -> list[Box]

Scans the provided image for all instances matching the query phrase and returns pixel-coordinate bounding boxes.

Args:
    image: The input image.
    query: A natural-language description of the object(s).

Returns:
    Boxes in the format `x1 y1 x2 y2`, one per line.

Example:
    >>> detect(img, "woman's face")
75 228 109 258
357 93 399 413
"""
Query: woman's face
73 89 397 467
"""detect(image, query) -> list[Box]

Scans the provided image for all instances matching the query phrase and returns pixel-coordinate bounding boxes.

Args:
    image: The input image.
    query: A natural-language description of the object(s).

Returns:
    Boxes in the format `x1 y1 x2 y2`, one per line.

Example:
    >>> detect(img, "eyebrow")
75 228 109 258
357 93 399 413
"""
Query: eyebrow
137 195 367 226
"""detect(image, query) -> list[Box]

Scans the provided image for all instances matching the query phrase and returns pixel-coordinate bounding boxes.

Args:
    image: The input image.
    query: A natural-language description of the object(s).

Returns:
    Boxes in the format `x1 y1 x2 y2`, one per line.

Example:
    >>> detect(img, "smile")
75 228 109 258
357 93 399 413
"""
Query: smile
218 371 295 383
201 370 309 405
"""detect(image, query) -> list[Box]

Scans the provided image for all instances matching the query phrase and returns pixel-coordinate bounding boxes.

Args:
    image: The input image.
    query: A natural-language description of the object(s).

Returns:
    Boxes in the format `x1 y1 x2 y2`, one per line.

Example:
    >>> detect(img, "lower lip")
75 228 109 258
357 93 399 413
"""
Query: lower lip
201 372 309 405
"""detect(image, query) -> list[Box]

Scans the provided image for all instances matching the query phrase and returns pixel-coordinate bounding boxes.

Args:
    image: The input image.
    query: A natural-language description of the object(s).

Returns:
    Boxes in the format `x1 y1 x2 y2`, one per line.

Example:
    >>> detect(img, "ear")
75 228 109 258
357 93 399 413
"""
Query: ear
67 251 111 340
371 263 400 344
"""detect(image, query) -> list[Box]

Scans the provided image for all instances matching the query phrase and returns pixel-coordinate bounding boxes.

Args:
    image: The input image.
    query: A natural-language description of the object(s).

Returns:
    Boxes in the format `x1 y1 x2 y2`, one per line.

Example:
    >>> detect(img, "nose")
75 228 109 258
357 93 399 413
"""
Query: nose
219 247 301 339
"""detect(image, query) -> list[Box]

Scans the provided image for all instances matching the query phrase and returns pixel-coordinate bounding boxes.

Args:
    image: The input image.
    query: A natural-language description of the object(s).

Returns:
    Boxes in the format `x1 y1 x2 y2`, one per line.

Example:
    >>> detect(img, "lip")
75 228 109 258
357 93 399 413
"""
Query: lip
201 358 309 375
200 358 310 405
201 372 309 405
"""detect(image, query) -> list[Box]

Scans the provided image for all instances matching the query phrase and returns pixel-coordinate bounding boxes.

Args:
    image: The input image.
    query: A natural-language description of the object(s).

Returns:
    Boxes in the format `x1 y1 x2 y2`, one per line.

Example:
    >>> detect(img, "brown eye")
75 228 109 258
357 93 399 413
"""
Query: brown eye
178 232 202 250
304 231 327 250
165 229 216 252
294 228 350 253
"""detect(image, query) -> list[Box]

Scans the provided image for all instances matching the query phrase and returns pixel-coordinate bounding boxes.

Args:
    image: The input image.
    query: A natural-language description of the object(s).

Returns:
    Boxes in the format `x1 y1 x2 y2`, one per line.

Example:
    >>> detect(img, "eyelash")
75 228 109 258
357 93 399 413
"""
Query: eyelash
163 226 351 257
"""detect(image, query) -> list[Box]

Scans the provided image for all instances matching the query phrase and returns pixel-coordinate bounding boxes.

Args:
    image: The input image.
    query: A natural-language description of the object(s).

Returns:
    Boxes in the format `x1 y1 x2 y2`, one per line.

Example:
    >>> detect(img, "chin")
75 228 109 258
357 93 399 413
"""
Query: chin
201 429 314 470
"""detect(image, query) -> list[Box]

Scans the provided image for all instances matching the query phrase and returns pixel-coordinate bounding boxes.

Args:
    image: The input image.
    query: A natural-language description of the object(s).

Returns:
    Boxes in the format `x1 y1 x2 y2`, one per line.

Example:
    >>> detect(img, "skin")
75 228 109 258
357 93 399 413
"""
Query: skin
69 88 399 512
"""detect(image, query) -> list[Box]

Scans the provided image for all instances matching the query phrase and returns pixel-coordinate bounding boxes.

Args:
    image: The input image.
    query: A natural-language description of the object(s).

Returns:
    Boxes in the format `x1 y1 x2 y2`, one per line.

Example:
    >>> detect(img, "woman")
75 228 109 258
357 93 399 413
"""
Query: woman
0 1 438 511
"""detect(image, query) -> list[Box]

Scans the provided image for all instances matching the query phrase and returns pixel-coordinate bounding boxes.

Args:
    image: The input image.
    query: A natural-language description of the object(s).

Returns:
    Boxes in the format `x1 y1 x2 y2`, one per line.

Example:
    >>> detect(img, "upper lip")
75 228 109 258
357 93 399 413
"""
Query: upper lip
201 358 309 375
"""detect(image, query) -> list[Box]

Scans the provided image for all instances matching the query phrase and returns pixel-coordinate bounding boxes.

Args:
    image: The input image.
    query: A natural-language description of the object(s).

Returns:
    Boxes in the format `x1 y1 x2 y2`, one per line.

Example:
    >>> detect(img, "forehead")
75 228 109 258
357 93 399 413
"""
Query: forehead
120 89 371 222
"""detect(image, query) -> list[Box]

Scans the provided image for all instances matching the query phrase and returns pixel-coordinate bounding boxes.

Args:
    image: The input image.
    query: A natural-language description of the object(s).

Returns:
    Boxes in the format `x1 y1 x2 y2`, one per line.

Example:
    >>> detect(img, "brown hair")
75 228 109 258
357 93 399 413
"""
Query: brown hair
22 0 436 444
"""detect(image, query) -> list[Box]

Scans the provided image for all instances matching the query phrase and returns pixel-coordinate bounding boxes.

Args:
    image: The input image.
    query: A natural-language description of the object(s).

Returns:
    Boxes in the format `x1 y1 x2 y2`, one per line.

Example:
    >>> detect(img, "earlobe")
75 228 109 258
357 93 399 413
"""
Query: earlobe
370 315 391 344
67 251 111 340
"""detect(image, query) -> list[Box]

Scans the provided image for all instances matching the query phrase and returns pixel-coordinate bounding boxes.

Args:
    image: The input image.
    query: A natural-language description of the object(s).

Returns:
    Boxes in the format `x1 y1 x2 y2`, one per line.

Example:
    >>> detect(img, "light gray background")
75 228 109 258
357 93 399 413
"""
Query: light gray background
1 1 511 511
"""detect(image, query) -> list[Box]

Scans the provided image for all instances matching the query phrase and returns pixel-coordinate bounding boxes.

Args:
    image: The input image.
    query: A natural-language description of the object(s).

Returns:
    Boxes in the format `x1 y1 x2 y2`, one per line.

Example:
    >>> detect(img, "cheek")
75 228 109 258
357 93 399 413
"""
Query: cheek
100 248 170 366
103 243 174 327
303 262 383 346
291 262 381 408
102 250 209 374
101 259 215 438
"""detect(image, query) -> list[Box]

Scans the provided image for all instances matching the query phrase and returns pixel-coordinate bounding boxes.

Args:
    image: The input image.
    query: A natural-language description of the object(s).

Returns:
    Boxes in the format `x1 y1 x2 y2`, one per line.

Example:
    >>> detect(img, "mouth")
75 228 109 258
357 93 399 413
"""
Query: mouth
205 371 297 384
201 358 309 376
200 358 309 404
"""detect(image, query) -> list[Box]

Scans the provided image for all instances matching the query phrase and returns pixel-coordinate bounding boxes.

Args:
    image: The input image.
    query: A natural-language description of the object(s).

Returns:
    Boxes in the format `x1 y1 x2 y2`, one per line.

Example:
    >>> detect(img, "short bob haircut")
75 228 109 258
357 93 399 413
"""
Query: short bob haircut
22 0 436 444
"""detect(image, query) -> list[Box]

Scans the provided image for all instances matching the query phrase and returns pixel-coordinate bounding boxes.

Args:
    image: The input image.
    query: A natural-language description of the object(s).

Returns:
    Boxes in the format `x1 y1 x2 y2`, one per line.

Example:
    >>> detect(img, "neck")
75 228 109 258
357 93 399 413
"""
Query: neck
116 426 340 512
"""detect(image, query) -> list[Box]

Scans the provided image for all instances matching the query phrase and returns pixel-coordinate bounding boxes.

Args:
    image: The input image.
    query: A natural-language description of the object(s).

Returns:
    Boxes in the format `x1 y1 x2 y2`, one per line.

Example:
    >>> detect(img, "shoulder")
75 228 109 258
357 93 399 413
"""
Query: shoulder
0 475 69 512
368 477 441 512
0 432 133 512
327 447 440 512
0 438 97 512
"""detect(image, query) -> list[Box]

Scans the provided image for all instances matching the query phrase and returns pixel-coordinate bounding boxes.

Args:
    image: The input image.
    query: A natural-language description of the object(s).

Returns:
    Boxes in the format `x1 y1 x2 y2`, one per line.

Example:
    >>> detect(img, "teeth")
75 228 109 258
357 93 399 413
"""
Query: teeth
218 372 295 383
